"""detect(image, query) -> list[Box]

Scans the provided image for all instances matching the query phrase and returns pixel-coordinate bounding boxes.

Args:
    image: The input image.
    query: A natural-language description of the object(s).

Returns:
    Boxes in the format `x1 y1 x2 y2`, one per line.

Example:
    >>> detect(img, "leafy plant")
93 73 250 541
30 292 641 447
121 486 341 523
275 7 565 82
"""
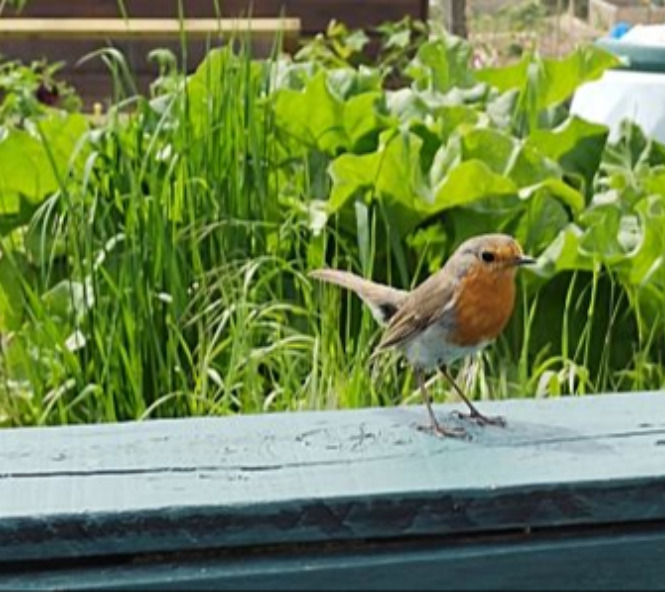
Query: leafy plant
0 0 29 15
0 20 663 428
295 16 428 85
0 59 82 122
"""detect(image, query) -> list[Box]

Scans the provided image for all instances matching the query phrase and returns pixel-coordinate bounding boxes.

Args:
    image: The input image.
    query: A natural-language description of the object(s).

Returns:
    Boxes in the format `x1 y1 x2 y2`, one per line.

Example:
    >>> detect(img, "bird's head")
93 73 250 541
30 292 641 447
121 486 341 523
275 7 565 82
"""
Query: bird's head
451 234 535 278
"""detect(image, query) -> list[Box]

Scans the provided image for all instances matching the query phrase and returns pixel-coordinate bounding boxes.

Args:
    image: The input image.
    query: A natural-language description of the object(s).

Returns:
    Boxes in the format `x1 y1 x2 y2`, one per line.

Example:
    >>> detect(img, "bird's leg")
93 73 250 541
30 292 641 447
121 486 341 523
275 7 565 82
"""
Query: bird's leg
415 369 468 438
439 366 506 427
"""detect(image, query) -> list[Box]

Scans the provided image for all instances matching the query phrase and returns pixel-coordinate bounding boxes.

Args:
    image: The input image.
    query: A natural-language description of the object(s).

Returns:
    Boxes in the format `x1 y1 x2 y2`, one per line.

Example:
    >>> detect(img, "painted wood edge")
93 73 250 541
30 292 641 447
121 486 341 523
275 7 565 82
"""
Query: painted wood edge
2 475 665 563
2 526 665 590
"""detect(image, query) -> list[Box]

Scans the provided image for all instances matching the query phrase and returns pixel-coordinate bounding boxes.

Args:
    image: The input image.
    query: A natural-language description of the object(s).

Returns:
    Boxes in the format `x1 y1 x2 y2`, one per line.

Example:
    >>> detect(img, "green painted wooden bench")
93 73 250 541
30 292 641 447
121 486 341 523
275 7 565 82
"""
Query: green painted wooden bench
1 391 665 590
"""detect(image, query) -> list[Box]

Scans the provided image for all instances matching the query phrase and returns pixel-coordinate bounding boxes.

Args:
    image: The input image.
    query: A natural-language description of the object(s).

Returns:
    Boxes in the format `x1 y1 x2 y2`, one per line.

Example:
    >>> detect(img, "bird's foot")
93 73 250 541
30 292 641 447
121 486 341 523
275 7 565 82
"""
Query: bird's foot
417 421 470 440
452 409 506 427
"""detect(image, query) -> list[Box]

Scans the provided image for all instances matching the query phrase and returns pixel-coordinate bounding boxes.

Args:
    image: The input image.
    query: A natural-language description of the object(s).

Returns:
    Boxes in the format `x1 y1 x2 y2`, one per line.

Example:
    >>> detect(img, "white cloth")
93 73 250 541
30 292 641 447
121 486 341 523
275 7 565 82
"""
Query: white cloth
571 69 665 143
621 24 665 47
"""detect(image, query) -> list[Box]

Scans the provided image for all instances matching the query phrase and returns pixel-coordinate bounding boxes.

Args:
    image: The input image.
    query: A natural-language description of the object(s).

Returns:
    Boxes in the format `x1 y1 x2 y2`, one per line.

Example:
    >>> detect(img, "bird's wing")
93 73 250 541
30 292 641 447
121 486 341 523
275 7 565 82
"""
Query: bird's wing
309 269 409 325
375 269 458 351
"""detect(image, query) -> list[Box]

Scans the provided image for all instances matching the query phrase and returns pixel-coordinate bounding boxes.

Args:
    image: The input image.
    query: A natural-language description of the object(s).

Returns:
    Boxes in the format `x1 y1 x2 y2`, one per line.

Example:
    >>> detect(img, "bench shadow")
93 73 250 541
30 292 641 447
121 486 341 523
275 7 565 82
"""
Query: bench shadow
379 406 622 455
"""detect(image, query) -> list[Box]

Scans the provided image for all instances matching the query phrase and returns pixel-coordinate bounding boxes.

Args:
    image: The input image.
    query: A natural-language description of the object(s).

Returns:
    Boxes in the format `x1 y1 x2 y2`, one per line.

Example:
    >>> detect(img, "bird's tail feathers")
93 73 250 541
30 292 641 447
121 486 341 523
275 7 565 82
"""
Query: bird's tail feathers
309 269 408 325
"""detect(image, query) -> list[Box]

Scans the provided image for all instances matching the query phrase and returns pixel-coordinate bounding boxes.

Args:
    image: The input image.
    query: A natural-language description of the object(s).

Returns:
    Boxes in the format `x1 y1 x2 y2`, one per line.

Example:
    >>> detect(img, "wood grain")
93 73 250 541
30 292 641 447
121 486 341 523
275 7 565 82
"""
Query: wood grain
7 0 428 34
0 0 428 106
0 18 300 40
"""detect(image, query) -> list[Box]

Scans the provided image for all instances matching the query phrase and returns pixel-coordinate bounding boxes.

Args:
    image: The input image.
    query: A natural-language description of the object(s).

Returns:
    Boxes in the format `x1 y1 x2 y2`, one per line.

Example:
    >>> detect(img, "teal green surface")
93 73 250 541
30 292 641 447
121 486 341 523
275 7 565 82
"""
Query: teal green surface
596 38 665 72
3 530 665 590
1 392 665 589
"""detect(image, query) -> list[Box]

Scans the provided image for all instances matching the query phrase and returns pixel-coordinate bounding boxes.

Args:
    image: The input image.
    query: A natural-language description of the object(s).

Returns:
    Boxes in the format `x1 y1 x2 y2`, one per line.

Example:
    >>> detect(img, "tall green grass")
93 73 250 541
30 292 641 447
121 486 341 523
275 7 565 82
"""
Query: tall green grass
0 33 375 425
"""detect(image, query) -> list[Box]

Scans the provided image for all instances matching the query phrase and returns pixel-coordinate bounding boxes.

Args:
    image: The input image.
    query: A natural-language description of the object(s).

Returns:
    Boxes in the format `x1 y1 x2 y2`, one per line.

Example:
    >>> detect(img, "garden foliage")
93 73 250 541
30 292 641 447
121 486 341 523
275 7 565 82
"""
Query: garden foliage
0 21 663 425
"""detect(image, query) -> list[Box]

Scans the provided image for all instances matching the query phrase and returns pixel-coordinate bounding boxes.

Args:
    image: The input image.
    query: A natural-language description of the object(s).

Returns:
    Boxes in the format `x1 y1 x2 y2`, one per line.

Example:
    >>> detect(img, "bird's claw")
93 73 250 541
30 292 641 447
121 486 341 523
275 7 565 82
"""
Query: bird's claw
452 409 506 427
417 422 471 440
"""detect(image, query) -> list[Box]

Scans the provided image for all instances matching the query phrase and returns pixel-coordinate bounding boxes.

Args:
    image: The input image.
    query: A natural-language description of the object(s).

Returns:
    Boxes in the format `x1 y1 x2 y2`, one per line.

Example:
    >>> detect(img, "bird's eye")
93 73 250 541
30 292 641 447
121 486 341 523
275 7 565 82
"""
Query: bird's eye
481 251 495 263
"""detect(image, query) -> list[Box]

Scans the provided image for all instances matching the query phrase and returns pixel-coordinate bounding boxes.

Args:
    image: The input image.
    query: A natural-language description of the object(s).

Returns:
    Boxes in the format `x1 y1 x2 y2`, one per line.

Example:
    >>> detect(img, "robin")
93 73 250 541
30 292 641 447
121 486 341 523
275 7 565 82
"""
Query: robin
310 233 535 438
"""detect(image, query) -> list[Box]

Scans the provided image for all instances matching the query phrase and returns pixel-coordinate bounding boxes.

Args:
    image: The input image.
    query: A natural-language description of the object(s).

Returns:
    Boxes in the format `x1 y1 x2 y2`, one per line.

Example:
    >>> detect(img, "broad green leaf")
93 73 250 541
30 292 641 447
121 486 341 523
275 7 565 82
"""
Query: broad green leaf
519 178 585 213
642 167 665 198
406 222 450 273
343 92 393 150
486 89 520 130
461 128 516 174
271 59 318 91
428 137 462 185
509 143 561 186
533 224 596 278
0 111 88 224
186 47 266 134
515 195 569 255
0 334 33 384
528 116 608 164
0 129 58 202
24 205 69 264
579 202 626 264
602 120 651 172
601 123 665 205
41 278 95 322
476 58 529 94
477 46 619 110
328 130 425 213
0 192 20 215
620 194 665 332
536 46 619 109
0 192 45 236
328 130 472 238
430 160 516 210
384 27 410 49
0 255 25 331
436 104 481 141
406 36 473 92
329 24 370 58
274 71 349 153
444 82 491 106
326 66 382 100
186 47 231 129
34 112 89 171
410 122 447 173
528 116 608 197
618 213 641 253
385 88 431 124
626 194 665 288
447 207 519 247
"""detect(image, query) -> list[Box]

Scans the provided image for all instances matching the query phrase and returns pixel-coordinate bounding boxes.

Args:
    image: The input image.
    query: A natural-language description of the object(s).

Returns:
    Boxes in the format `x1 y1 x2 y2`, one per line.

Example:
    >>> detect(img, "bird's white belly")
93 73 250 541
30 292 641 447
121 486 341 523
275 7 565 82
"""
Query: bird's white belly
401 323 490 370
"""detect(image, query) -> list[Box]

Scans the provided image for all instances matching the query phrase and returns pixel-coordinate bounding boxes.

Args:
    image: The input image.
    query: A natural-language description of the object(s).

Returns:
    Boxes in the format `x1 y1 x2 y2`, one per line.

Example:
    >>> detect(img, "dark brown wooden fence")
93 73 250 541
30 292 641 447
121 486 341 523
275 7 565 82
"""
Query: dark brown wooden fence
0 0 428 107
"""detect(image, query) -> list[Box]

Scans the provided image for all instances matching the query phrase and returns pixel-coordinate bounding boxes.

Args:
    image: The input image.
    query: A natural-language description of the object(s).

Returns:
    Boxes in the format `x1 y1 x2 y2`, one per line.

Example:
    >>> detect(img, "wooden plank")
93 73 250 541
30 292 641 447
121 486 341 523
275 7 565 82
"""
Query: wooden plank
11 0 428 34
0 18 301 40
2 527 665 590
0 0 426 106
1 392 665 564
0 36 277 76
0 34 280 110
0 38 223 74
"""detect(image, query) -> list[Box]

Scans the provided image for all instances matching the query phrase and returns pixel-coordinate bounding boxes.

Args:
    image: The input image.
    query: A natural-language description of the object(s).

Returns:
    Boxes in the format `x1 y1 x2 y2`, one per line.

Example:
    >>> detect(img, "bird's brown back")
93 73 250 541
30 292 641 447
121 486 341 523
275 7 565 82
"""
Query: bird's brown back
375 266 458 351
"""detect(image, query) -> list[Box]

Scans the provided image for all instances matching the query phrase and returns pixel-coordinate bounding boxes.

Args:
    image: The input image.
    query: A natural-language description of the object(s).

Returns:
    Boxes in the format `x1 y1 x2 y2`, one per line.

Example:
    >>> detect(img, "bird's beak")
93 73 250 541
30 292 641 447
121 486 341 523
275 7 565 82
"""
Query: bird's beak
514 255 536 266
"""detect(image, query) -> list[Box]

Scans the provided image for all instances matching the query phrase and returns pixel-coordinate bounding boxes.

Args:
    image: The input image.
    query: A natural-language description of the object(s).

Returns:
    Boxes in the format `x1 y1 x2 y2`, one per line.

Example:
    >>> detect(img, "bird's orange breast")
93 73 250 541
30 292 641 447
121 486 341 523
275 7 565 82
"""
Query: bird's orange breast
449 268 516 347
